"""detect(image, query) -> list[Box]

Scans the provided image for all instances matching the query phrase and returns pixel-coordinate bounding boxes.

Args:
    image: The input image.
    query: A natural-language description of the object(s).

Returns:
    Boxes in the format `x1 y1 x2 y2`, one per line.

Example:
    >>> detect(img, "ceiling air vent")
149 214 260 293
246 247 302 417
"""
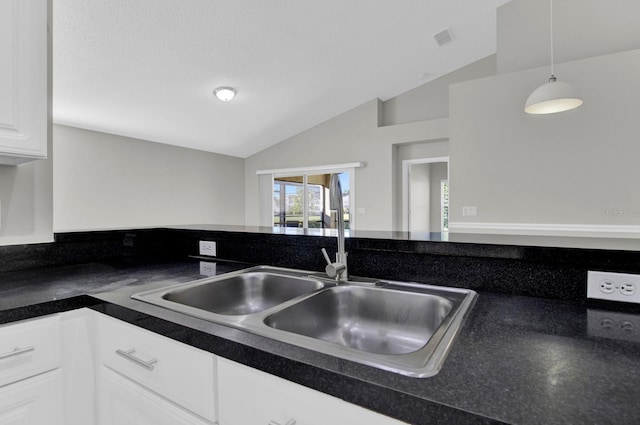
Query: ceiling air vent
433 27 453 46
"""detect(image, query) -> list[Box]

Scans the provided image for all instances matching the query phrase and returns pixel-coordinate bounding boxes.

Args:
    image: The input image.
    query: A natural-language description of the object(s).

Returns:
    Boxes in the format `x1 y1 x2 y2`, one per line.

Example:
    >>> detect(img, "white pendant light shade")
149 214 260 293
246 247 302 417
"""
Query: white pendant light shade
524 76 583 114
524 0 583 115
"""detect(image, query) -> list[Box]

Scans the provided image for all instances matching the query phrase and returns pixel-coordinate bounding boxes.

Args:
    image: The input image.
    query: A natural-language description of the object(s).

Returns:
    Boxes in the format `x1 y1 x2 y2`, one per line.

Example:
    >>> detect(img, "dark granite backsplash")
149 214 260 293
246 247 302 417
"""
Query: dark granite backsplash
0 229 179 273
160 228 640 300
3 227 640 302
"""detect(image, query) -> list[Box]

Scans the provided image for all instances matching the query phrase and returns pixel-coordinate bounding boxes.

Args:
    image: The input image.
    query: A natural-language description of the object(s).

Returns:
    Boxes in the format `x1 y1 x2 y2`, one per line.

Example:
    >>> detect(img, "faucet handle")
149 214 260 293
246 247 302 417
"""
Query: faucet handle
321 248 332 265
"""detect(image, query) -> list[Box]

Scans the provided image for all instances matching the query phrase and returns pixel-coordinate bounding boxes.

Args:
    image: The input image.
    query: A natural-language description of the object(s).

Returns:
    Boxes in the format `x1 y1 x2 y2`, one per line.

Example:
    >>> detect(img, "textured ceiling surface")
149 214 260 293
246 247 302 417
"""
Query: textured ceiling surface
53 0 511 158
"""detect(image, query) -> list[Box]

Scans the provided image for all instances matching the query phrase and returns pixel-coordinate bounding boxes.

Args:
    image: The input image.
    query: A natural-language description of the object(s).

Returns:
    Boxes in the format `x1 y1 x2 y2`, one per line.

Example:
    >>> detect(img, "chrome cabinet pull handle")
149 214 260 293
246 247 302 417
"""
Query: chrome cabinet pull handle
0 346 35 360
115 348 158 370
268 420 296 425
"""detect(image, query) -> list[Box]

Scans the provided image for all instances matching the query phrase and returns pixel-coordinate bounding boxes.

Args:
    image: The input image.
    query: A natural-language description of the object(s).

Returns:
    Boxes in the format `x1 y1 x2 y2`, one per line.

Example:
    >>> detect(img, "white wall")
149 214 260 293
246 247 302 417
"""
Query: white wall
245 100 386 230
497 0 640 74
244 99 450 231
54 125 245 231
449 48 640 235
243 54 495 232
382 55 496 126
243 54 492 231
409 163 430 233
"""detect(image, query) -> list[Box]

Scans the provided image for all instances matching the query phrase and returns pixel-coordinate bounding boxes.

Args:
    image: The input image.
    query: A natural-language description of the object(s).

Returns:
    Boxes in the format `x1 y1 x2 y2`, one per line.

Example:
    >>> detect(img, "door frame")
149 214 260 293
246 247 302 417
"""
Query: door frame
401 156 449 233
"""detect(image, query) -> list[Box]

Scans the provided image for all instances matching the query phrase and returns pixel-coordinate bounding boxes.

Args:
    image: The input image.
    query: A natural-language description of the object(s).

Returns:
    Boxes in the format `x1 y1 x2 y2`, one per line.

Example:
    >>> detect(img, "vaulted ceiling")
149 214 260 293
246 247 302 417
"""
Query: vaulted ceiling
53 0 511 158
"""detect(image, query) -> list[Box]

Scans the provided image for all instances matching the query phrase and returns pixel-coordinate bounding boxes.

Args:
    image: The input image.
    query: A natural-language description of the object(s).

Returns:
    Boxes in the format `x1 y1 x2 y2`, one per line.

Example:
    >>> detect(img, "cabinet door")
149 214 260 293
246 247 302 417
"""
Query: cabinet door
95 313 217 422
61 308 96 425
0 369 63 425
218 358 407 425
97 366 213 425
0 0 47 165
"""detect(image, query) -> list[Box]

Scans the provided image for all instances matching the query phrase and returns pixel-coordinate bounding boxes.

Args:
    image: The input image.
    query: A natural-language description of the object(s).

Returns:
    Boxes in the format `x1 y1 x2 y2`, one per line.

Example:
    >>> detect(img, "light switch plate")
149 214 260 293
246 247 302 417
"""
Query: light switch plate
462 206 477 217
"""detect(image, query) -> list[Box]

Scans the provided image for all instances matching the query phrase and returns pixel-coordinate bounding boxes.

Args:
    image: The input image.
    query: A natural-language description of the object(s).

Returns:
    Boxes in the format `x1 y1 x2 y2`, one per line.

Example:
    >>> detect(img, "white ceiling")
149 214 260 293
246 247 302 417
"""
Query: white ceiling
53 0 511 158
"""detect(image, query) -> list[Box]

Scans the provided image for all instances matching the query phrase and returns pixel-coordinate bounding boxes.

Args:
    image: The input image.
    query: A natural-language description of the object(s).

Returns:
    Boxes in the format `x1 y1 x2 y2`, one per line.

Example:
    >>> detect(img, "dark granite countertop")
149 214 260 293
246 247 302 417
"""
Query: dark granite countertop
1 257 639 425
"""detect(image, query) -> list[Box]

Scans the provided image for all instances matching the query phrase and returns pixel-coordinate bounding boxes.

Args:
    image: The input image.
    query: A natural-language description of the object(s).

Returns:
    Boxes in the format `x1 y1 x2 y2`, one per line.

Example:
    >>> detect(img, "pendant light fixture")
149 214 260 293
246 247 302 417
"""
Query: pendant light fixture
524 0 583 114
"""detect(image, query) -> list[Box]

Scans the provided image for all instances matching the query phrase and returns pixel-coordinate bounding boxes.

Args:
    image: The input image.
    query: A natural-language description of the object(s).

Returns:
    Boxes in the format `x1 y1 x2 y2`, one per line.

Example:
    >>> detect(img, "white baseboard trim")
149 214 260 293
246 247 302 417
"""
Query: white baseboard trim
448 222 640 238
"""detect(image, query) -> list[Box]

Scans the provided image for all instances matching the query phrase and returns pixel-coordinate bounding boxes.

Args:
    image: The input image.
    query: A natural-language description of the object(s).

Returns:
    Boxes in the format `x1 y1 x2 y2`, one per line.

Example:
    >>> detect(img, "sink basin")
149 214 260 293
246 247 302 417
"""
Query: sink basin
132 266 477 377
263 286 453 355
162 272 324 315
132 267 328 322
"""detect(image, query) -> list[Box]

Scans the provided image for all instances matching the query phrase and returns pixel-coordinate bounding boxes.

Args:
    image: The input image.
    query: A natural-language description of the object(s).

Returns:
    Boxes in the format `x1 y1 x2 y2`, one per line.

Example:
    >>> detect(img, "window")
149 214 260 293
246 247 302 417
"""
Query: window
441 180 449 232
257 163 362 230
272 173 350 229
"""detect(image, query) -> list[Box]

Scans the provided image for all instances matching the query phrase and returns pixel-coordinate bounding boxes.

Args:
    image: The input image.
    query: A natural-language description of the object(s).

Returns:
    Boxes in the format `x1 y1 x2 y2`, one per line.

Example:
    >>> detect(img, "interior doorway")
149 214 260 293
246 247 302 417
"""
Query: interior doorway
401 157 449 233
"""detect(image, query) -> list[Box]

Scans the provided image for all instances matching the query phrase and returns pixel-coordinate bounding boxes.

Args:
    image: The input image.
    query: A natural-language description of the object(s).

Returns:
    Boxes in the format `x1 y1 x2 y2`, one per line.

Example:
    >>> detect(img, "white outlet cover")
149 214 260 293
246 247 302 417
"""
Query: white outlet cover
587 271 640 304
199 241 217 256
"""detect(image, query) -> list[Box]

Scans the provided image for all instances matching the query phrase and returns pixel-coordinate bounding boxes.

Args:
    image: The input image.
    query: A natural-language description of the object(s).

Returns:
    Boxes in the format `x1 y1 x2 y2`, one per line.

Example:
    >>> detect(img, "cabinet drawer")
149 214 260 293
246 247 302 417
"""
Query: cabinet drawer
0 315 61 386
96 313 217 422
218 358 408 425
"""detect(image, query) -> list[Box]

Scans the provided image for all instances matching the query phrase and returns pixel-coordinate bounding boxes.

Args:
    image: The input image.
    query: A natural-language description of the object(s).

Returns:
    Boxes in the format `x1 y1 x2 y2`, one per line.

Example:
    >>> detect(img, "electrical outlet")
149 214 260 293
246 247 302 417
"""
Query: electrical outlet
598 279 615 294
587 271 640 304
620 282 636 296
587 309 640 343
199 241 217 257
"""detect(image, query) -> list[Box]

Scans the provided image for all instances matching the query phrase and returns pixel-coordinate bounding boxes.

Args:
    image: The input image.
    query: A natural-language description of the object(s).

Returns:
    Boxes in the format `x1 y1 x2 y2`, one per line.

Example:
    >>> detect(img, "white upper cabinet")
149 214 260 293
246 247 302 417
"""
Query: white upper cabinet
0 0 47 166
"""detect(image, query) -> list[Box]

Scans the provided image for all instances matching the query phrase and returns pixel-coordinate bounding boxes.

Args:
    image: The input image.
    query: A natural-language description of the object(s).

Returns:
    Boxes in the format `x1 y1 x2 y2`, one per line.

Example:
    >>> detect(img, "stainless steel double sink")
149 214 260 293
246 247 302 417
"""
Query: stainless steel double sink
132 266 477 377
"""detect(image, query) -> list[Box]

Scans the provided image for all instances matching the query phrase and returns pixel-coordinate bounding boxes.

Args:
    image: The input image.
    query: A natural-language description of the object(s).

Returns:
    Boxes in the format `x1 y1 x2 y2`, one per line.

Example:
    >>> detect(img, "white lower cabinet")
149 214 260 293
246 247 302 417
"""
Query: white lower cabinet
218 358 408 425
97 366 212 425
0 314 63 425
0 309 408 425
0 369 63 425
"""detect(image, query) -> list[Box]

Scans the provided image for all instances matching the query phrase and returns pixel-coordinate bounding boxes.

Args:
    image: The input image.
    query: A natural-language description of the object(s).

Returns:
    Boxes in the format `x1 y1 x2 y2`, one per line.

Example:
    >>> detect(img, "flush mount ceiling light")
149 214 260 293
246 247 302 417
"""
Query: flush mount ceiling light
214 87 236 102
524 0 583 115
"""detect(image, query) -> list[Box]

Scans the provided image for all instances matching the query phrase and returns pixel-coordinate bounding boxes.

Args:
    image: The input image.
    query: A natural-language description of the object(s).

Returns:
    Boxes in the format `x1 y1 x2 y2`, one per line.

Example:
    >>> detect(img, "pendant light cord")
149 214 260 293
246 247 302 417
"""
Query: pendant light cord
550 0 555 78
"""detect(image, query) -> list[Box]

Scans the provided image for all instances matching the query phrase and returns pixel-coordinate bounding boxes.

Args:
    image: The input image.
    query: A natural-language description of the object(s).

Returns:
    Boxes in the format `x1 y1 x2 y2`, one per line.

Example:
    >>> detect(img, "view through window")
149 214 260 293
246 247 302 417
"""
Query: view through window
441 180 449 232
273 173 350 229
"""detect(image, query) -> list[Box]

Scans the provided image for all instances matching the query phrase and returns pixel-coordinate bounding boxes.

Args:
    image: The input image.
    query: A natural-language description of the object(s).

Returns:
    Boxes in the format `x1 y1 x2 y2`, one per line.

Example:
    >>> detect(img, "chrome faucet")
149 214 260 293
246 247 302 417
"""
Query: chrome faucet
321 174 348 282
